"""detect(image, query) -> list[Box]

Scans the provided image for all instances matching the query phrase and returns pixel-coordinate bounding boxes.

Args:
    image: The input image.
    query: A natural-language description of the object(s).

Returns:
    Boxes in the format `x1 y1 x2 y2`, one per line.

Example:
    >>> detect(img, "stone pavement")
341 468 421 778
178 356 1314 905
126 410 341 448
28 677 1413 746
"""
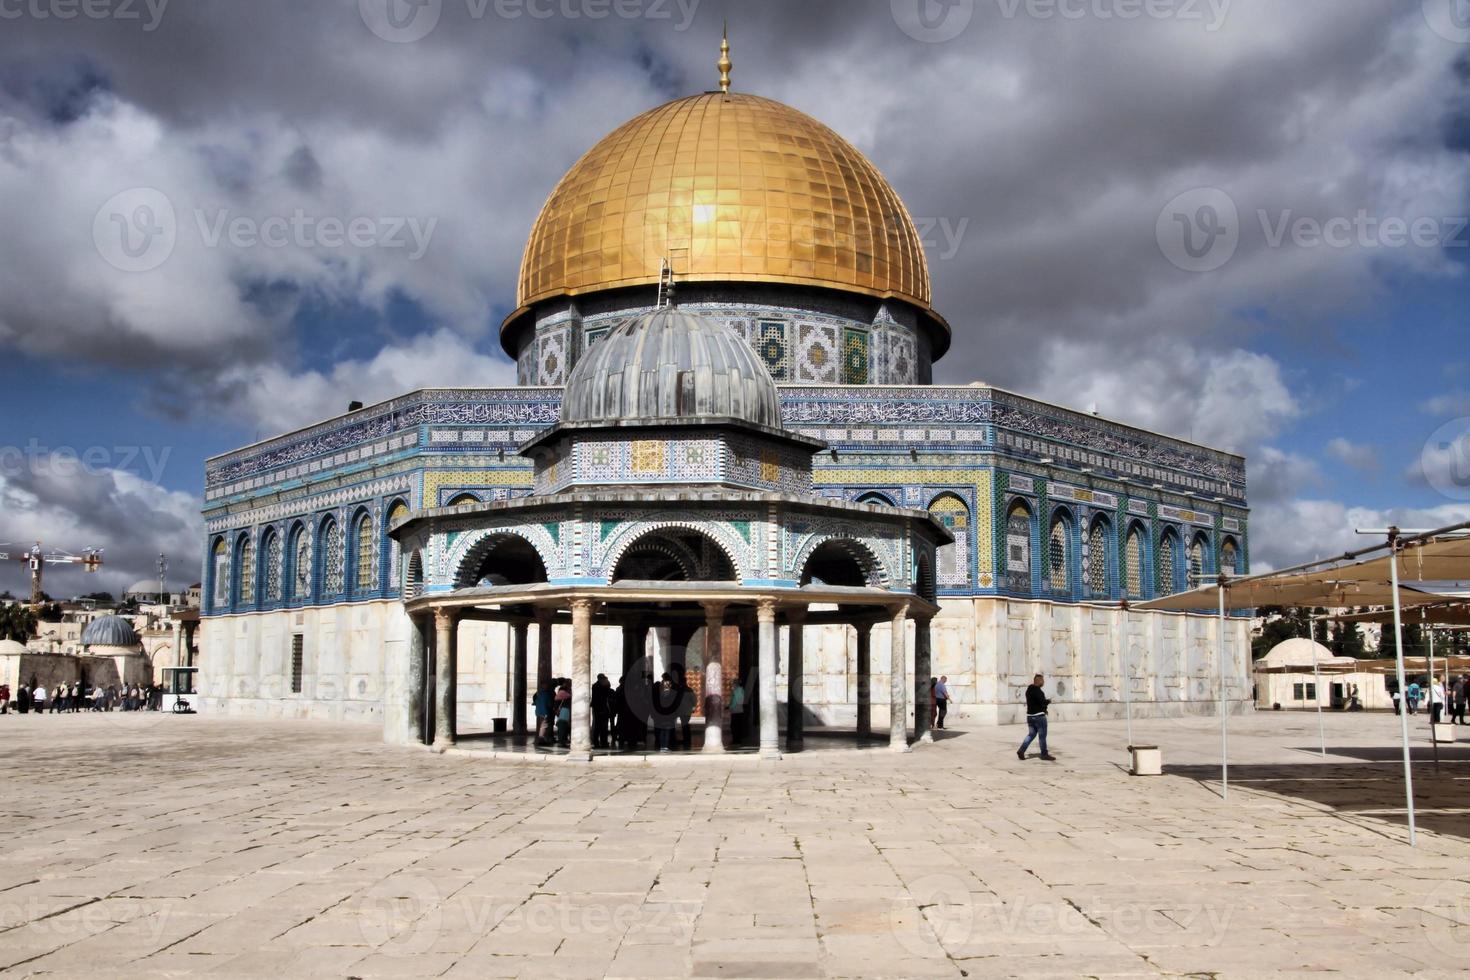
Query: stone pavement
1 708 1468 978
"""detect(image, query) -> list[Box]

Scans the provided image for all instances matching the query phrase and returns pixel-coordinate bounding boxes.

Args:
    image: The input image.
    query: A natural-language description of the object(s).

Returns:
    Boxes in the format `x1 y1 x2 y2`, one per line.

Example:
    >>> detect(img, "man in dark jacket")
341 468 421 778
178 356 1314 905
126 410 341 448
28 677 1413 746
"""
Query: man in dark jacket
1017 673 1056 761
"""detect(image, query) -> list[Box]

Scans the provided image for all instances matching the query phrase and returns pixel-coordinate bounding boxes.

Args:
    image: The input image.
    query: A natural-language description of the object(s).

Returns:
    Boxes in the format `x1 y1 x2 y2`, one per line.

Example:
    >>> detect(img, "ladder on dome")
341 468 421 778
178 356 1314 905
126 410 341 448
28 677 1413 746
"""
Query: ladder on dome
656 257 676 308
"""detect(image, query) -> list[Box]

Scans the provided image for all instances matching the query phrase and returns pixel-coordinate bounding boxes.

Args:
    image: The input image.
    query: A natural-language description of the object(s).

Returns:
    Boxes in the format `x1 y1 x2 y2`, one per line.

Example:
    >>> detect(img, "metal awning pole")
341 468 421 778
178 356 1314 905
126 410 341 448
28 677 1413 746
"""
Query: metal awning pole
1311 617 1326 758
1428 626 1440 771
1121 600 1134 750
1218 576 1229 802
1387 531 1417 846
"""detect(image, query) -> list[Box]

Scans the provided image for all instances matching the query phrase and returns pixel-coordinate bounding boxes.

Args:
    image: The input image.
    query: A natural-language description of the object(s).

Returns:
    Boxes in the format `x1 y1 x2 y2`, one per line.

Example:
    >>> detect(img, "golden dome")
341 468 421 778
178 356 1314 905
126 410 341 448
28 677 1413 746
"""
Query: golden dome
514 92 935 319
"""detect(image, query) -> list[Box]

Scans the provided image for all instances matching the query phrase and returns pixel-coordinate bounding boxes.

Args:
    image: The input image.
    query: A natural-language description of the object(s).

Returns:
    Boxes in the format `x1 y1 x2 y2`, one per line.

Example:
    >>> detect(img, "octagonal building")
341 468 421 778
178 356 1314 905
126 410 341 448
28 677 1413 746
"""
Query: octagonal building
198 54 1252 752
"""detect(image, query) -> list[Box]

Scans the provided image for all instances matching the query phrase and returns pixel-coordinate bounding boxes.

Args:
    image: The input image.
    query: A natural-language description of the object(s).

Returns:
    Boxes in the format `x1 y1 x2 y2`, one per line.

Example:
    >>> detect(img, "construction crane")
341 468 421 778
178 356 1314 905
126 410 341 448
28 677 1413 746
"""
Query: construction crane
0 542 104 607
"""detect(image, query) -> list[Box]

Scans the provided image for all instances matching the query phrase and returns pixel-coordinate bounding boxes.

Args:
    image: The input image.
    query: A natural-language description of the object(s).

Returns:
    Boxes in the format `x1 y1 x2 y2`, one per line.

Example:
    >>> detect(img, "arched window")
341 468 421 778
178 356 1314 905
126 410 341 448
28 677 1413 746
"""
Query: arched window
1189 533 1208 587
1005 502 1033 594
1047 513 1073 595
354 511 374 594
406 551 424 599
1221 537 1239 575
1084 518 1110 599
210 538 229 611
928 493 970 587
262 528 282 603
235 533 255 609
320 517 344 597
448 493 479 508
1158 530 1179 596
289 524 310 600
1124 525 1146 599
857 491 898 507
386 500 411 591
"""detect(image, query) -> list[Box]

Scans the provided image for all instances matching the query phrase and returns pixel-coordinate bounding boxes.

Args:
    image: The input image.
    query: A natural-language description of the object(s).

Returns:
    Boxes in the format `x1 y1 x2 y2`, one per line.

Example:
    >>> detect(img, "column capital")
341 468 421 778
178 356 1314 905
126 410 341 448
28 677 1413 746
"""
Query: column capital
891 602 911 623
534 605 555 624
702 600 729 620
433 607 458 630
570 597 596 615
756 597 778 623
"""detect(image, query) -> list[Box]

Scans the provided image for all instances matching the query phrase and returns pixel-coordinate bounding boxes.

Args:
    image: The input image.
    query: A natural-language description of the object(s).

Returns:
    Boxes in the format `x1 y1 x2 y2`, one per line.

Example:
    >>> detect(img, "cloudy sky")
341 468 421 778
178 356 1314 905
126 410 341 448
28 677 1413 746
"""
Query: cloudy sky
1 0 1468 596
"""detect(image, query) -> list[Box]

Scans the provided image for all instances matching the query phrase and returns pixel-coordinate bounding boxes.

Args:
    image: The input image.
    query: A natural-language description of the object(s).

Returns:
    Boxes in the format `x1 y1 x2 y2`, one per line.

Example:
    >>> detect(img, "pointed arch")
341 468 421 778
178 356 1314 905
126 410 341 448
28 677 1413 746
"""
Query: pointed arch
350 507 375 596
928 492 970 588
1188 531 1211 587
455 531 551 588
406 550 424 599
447 492 481 508
1123 521 1148 599
318 514 344 598
385 499 411 592
1083 514 1112 600
1047 507 1076 597
612 526 739 583
261 526 283 604
286 521 311 601
1158 526 1182 596
1004 498 1035 594
857 491 898 507
209 537 229 613
233 531 255 611
1220 535 1240 575
798 538 885 588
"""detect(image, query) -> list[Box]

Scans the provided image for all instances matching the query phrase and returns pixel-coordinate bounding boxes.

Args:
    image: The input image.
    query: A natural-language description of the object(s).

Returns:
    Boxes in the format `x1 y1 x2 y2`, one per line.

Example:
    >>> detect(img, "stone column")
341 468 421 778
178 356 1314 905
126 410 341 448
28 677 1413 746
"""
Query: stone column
758 598 780 760
786 607 807 753
914 615 934 744
890 604 910 753
407 615 427 745
511 621 529 737
702 602 727 753
172 621 184 668
535 609 553 693
855 623 872 737
433 608 457 750
569 598 594 761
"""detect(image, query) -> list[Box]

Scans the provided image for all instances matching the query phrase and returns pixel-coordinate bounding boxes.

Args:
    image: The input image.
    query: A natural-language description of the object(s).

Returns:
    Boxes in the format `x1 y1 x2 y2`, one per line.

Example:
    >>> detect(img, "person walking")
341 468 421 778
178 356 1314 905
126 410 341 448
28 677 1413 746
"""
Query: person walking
532 682 552 744
1017 673 1055 761
1407 681 1421 715
1451 677 1467 725
554 680 572 747
1430 677 1447 726
1391 687 1402 716
653 674 678 753
0 682 9 715
34 683 47 714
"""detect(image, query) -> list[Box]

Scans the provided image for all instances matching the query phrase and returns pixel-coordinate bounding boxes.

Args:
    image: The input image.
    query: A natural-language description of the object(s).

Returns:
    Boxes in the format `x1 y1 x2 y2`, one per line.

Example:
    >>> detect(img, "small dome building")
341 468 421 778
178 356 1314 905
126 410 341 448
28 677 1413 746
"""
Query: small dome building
392 303 950 759
80 614 151 688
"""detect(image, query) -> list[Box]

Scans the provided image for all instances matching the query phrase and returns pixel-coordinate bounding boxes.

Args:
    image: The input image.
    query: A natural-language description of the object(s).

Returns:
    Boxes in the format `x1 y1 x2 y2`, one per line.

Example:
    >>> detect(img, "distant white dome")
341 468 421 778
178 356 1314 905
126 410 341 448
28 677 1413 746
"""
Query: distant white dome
0 638 29 655
1258 637 1348 669
125 579 167 596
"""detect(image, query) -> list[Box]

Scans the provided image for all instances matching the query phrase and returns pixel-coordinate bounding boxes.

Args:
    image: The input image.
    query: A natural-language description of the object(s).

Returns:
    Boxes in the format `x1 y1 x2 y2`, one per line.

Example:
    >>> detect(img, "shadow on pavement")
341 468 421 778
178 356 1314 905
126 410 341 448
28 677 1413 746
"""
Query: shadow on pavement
1164 758 1470 842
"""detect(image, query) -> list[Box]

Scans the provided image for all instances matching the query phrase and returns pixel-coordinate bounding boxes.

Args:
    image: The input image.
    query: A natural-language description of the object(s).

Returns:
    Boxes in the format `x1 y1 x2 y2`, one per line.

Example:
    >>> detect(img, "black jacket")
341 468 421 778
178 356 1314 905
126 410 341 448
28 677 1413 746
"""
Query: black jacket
1025 684 1050 716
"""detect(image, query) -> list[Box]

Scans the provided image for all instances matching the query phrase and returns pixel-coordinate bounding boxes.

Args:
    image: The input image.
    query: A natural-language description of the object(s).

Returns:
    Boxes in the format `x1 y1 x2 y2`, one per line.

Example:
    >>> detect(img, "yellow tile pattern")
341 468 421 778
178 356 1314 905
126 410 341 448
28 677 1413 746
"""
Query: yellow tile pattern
519 93 932 312
631 440 667 474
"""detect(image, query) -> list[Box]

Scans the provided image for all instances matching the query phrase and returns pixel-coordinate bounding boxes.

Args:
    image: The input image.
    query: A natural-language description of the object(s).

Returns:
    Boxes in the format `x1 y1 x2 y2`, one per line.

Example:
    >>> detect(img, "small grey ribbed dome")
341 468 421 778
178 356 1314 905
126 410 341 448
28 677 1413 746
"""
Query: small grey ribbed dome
562 307 782 429
81 615 140 648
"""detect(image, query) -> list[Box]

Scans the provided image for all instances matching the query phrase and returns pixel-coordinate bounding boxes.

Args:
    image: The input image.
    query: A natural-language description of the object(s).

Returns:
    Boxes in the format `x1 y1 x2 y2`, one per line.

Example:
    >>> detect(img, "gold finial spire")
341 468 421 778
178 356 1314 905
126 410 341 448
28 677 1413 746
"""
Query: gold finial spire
718 24 732 94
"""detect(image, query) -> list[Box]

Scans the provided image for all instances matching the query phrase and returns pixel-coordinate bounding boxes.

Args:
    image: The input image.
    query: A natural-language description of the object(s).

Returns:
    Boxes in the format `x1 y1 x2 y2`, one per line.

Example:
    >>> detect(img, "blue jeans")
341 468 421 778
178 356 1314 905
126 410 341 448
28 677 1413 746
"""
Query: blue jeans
1019 715 1048 756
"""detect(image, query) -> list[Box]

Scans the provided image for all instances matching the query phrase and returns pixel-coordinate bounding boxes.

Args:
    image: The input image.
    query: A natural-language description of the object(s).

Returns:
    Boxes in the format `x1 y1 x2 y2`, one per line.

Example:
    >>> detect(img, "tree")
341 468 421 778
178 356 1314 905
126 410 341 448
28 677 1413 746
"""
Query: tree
1330 618 1369 659
81 591 114 602
36 602 62 624
0 604 37 642
1252 606 1314 660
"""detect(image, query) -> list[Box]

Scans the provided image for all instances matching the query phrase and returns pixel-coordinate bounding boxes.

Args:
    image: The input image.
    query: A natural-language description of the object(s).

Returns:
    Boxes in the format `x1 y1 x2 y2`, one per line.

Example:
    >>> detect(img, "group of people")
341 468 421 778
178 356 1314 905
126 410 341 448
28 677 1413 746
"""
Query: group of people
1391 676 1470 724
0 680 160 714
532 665 744 753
